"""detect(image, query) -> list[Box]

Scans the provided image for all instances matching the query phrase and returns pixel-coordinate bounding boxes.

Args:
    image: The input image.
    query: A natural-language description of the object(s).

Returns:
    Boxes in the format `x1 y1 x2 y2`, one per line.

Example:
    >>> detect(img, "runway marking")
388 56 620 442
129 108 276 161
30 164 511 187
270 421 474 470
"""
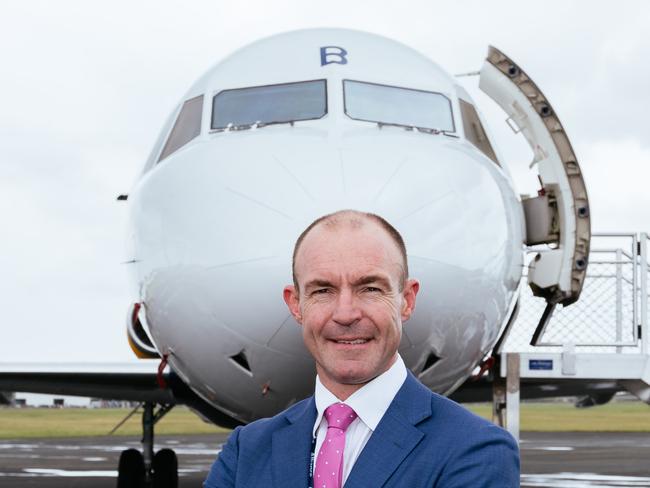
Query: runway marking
24 468 117 477
527 446 575 451
0 442 219 456
8 468 205 478
521 473 650 487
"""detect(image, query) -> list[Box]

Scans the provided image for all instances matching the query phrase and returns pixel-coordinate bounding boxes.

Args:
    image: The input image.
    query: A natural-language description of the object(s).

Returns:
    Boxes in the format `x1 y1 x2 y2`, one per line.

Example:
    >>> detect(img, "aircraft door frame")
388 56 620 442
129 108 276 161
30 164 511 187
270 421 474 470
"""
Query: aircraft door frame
479 47 591 343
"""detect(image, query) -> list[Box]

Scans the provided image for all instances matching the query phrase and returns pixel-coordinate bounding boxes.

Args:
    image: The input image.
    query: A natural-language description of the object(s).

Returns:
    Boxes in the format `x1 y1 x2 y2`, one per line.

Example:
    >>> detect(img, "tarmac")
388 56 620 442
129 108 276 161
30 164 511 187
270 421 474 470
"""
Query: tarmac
1 432 650 487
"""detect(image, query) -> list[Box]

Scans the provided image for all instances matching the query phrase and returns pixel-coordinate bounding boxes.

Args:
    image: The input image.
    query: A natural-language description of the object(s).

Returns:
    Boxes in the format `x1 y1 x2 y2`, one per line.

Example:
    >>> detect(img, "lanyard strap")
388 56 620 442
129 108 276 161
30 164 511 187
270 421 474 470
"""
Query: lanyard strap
308 435 316 488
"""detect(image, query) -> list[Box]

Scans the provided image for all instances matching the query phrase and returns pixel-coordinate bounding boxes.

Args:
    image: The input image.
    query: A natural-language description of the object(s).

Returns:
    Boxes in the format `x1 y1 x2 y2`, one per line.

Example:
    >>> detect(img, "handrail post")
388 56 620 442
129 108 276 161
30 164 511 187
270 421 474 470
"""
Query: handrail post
633 234 639 346
641 233 648 355
616 248 623 353
506 353 520 443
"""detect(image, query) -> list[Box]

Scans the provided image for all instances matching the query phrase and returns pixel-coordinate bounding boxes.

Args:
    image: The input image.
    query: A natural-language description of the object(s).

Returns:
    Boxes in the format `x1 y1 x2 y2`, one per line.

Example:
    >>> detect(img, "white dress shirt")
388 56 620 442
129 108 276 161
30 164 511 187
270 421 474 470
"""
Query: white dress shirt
312 355 407 485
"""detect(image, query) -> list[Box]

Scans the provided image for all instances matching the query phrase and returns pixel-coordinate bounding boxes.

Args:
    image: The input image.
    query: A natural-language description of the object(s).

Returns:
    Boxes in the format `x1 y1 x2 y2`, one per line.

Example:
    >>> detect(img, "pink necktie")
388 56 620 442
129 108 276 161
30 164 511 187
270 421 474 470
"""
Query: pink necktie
313 403 358 488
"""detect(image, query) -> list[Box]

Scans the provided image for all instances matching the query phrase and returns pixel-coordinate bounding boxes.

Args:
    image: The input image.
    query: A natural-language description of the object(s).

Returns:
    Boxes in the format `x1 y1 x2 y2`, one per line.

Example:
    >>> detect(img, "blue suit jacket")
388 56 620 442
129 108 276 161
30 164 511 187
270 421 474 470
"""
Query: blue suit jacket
204 372 519 487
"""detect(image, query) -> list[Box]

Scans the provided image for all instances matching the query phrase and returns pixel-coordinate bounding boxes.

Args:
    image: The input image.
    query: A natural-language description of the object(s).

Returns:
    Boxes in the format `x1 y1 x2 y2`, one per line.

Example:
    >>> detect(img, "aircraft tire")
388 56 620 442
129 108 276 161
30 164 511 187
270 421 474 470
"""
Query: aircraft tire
153 448 179 488
117 448 145 488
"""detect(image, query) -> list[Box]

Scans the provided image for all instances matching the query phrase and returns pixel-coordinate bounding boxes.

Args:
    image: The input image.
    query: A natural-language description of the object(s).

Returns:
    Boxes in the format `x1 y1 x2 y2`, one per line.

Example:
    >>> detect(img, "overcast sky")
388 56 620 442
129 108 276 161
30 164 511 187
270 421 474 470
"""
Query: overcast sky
1 0 648 366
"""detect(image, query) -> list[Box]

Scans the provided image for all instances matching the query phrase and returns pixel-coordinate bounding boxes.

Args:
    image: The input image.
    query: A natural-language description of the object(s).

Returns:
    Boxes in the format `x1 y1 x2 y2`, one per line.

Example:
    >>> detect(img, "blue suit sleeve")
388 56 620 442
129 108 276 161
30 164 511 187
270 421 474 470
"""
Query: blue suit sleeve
203 426 242 488
437 424 520 488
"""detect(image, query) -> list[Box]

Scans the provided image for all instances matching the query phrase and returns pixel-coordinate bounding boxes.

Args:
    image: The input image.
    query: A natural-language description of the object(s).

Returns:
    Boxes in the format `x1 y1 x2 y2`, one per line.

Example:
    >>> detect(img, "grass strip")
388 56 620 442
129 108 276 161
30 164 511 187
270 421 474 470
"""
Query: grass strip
1 402 649 438
464 402 650 431
0 406 229 438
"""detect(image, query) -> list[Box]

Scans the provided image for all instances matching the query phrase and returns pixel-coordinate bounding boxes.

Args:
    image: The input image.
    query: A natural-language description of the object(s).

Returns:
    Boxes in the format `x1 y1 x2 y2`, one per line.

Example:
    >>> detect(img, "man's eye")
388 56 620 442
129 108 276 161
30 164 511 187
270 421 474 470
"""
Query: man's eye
364 287 382 293
312 288 330 295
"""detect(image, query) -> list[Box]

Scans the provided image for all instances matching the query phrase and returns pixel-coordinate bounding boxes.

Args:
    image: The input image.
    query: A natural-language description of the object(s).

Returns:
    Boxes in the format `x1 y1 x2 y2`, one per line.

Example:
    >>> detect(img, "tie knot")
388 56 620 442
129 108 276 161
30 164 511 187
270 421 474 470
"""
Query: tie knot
324 403 357 431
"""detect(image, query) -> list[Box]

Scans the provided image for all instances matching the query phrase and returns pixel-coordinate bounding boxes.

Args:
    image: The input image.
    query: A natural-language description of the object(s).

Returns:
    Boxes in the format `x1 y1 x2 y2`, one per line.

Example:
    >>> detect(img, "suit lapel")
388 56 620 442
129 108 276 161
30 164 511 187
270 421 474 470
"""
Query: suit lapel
272 397 317 488
344 373 432 488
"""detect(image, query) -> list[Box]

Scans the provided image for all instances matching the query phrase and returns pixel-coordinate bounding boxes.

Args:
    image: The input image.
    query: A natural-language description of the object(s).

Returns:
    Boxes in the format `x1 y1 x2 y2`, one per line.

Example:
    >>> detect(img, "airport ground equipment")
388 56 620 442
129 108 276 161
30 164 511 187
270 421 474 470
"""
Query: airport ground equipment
494 233 650 441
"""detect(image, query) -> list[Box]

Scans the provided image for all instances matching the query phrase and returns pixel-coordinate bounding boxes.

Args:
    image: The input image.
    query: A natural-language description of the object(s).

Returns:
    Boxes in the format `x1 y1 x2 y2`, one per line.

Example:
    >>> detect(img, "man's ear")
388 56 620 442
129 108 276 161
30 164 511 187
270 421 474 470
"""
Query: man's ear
283 285 302 324
401 279 419 322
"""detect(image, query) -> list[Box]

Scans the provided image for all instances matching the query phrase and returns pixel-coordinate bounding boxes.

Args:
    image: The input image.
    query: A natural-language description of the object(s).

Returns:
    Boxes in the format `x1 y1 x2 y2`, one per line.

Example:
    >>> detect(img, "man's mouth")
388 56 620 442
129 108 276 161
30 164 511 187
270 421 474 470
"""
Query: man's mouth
333 339 369 345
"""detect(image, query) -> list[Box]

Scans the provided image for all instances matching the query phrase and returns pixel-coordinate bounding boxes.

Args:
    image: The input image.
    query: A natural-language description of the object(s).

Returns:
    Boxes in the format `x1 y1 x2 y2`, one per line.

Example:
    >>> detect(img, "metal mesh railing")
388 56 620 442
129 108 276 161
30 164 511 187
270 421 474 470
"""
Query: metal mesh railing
502 233 647 353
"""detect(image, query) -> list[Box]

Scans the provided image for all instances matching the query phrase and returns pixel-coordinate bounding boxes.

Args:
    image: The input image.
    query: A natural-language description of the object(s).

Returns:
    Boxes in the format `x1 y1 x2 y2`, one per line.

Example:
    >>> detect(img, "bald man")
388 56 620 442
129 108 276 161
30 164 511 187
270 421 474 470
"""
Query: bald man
204 210 519 488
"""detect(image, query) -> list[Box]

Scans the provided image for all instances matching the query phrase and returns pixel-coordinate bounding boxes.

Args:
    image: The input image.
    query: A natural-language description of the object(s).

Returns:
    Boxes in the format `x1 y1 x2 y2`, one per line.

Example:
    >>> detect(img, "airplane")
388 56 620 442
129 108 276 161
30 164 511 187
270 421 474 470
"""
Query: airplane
0 28 591 487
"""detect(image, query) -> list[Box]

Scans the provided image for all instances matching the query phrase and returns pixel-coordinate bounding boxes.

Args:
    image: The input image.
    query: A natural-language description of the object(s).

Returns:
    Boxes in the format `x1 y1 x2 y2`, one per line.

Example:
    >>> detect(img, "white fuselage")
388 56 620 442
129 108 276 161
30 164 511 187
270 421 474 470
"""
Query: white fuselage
126 29 524 423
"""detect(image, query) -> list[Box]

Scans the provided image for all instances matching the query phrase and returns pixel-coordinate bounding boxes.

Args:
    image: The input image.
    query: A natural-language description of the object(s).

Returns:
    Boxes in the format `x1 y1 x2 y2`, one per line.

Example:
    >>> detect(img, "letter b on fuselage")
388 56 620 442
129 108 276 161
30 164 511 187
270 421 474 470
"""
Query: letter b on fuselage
320 46 348 66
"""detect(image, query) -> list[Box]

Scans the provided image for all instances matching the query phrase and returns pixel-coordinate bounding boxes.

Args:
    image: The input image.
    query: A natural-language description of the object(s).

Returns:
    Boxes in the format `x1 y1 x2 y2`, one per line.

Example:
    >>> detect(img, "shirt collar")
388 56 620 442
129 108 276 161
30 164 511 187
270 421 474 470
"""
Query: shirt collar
312 355 407 437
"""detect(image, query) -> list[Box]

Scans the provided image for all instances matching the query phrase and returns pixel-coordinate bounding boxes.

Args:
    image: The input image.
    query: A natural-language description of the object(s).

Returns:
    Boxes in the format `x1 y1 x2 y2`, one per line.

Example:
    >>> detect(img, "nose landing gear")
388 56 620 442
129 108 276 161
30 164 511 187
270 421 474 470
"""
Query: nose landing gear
117 402 178 488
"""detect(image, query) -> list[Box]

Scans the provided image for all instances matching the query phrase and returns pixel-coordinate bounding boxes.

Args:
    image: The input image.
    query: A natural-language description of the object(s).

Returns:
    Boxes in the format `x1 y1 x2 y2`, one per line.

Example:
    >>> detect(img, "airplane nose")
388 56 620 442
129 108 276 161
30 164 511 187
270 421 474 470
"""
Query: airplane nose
131 130 522 398
132 129 518 308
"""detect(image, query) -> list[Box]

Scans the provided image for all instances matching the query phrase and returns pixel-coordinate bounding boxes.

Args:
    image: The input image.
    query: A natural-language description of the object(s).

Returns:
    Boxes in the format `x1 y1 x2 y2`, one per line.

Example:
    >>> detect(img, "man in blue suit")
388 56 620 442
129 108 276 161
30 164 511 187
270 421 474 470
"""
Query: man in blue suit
205 210 519 487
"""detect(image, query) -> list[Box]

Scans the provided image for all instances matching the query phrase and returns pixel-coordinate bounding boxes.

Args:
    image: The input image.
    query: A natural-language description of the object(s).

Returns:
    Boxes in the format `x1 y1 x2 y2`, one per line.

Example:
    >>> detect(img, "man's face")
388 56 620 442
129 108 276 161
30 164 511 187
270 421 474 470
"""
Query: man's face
284 221 418 394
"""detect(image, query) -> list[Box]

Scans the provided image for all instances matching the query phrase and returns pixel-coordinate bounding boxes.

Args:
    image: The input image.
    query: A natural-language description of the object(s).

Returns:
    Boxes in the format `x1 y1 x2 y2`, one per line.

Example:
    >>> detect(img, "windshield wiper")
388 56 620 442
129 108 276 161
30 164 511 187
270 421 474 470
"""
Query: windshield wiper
211 119 299 133
376 122 457 137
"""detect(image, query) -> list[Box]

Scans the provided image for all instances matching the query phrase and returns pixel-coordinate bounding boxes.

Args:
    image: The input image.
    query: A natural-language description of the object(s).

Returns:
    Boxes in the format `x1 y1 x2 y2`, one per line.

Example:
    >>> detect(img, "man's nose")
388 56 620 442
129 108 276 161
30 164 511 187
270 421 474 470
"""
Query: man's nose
332 289 362 325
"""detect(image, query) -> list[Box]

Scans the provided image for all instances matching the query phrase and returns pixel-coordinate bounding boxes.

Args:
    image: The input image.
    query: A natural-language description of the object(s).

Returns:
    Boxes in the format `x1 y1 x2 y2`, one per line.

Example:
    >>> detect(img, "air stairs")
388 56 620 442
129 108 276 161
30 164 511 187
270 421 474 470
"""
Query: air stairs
492 233 650 441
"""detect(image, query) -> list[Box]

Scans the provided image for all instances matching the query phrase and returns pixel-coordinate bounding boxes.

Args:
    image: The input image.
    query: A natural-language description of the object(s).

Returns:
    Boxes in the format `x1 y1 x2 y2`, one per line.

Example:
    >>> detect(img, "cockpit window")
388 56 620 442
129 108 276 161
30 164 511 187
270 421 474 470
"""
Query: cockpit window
158 95 203 163
459 99 499 165
211 79 327 130
343 80 455 133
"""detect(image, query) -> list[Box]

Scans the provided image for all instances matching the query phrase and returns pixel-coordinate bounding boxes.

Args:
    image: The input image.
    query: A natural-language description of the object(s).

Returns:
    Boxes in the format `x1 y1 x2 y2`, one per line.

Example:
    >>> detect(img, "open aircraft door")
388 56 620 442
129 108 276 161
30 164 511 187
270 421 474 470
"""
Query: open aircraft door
479 47 591 345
